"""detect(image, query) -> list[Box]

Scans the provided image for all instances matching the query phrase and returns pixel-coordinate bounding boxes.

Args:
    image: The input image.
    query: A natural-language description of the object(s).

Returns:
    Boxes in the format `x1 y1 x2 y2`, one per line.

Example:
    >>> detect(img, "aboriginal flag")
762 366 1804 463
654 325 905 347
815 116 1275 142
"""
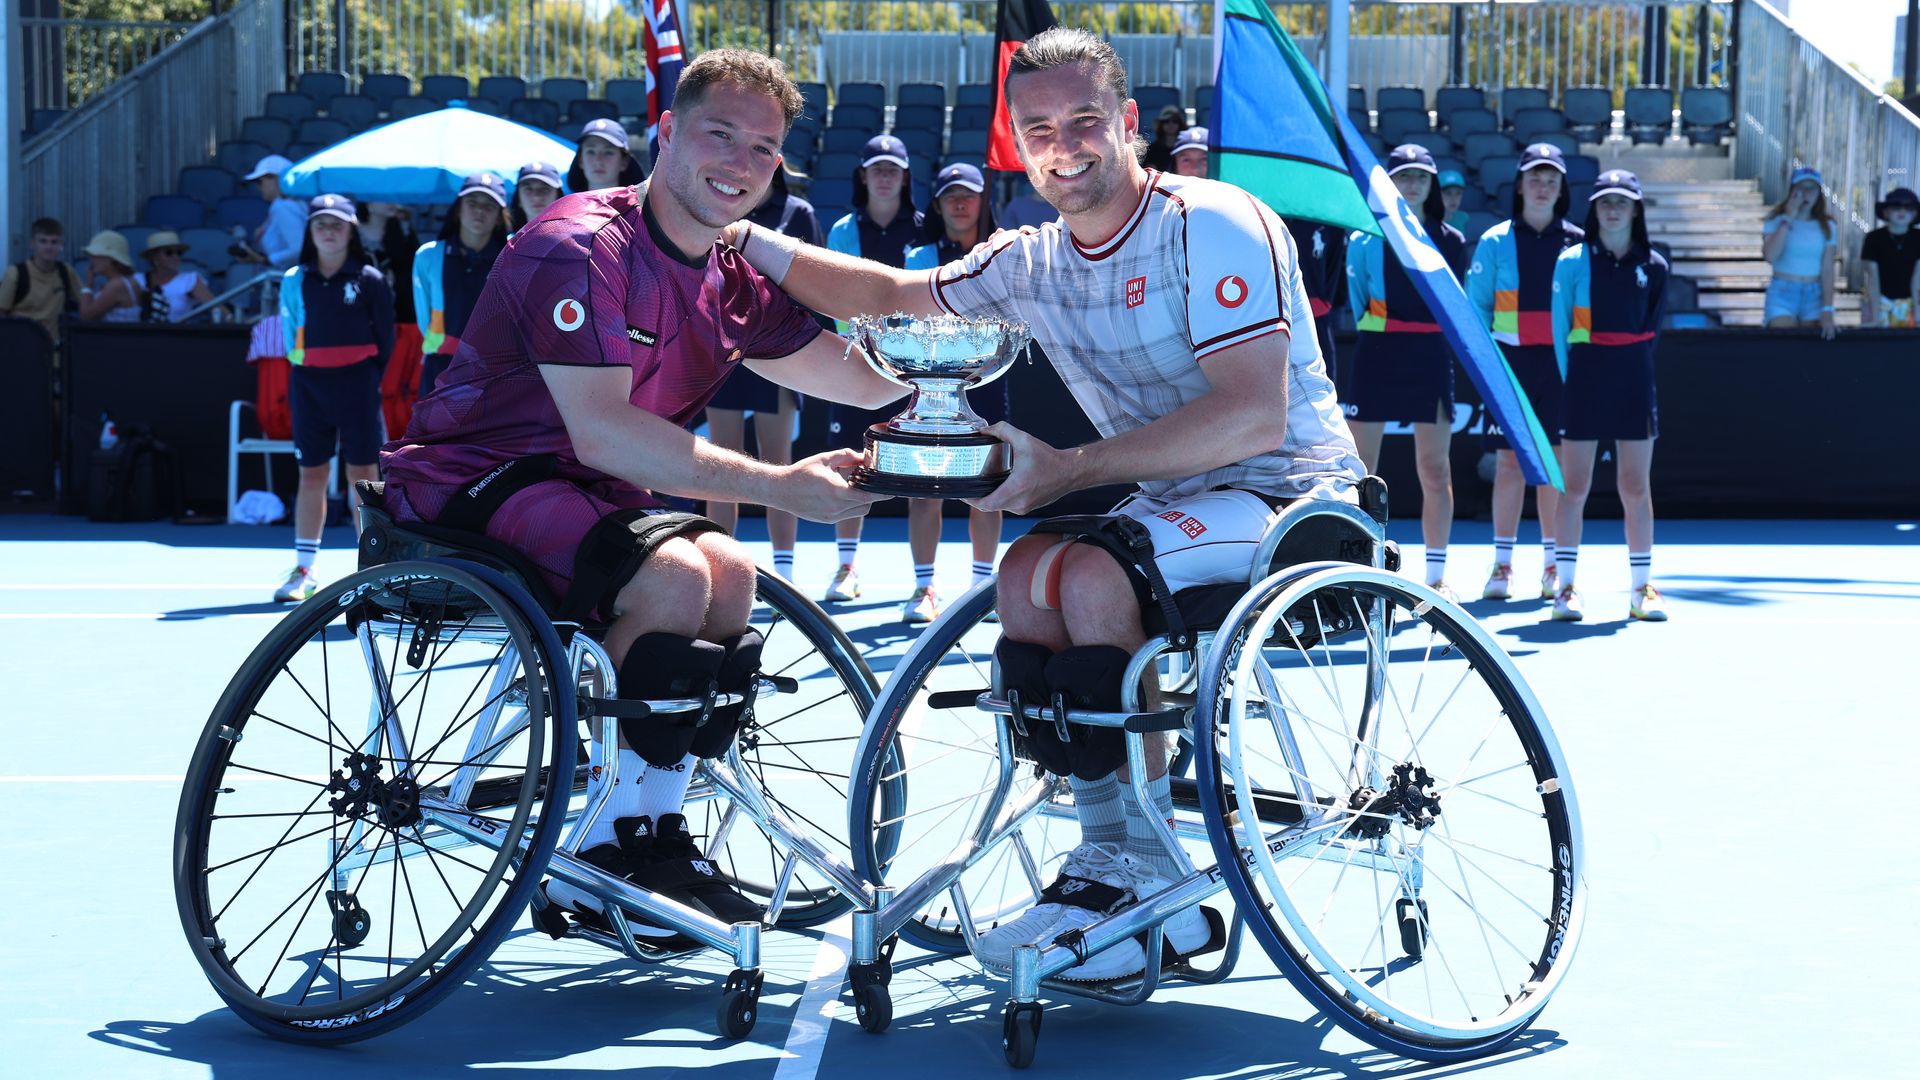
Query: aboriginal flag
988 0 1058 172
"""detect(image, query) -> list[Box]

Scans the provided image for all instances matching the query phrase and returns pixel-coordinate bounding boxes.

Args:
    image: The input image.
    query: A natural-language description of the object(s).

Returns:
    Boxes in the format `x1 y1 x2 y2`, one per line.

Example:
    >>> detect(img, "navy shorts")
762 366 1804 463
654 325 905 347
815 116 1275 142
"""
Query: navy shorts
707 365 787 413
1562 343 1658 441
290 359 384 467
1344 332 1455 423
1484 344 1563 450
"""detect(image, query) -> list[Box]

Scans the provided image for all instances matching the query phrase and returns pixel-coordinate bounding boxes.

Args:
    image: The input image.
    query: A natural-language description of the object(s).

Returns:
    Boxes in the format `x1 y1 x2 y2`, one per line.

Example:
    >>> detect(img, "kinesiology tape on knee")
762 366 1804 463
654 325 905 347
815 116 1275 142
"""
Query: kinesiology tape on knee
689 630 765 760
1044 646 1134 781
993 637 1071 777
617 633 725 767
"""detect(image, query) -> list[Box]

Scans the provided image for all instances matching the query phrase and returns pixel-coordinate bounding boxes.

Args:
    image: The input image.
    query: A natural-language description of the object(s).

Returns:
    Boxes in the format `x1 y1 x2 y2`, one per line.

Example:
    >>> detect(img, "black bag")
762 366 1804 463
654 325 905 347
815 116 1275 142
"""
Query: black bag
87 425 180 522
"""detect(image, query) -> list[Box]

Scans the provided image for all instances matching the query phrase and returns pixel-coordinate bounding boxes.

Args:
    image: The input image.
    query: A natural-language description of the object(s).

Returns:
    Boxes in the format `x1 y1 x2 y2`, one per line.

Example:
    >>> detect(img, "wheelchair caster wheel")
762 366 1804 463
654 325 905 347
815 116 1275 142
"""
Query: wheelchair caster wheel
852 982 892 1033
717 969 763 1039
1002 1002 1043 1069
326 890 370 949
1396 897 1429 959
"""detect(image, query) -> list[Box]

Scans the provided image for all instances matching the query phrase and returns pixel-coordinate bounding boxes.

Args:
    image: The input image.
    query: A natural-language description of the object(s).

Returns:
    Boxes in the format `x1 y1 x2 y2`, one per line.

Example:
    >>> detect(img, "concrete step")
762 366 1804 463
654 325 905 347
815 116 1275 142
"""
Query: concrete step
1645 196 1767 211
1672 260 1774 288
1649 219 1767 234
1697 290 1861 313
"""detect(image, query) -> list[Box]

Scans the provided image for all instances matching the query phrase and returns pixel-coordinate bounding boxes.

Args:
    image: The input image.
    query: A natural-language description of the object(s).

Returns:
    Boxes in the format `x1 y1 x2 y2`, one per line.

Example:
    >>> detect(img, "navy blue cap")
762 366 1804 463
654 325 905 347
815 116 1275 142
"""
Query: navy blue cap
457 171 509 207
516 161 563 189
1172 126 1209 155
306 193 357 222
1519 142 1567 174
861 134 911 169
579 118 631 149
1877 187 1920 218
1590 169 1643 201
1386 143 1437 176
933 162 985 196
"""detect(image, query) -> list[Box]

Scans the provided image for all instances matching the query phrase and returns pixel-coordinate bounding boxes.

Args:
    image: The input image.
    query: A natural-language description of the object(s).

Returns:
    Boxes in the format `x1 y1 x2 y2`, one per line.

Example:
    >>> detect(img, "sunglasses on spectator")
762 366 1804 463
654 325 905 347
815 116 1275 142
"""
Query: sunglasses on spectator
153 247 187 257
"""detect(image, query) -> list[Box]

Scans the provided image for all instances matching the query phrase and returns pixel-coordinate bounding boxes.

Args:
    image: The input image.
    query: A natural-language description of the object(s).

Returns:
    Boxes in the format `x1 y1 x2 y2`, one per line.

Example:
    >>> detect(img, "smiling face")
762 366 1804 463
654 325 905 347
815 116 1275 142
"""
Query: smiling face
655 83 786 230
580 139 627 188
1521 166 1563 214
1006 61 1139 219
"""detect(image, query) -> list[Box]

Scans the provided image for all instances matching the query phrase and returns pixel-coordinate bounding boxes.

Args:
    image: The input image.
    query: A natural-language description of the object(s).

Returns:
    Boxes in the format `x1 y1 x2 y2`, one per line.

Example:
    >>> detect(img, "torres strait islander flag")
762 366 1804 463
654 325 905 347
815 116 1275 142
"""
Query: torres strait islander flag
1211 0 1562 489
642 0 686 157
988 0 1059 172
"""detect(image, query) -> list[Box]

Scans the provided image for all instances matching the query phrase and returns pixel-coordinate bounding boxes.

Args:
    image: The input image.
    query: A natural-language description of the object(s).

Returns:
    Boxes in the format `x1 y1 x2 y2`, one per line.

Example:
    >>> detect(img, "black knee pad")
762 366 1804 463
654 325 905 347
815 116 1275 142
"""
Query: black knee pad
617 633 725 767
689 629 765 760
1044 645 1134 781
993 637 1072 777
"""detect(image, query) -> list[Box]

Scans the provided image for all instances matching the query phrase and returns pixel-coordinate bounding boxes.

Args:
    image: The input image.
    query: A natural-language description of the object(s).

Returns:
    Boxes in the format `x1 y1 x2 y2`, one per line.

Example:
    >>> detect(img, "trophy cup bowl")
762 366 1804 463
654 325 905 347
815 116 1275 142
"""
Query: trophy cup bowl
846 313 1032 498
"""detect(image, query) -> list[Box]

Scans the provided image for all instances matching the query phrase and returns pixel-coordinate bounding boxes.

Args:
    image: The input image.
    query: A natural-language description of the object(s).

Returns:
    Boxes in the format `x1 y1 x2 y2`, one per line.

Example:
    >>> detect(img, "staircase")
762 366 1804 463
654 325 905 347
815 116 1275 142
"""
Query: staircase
1642 178 1861 327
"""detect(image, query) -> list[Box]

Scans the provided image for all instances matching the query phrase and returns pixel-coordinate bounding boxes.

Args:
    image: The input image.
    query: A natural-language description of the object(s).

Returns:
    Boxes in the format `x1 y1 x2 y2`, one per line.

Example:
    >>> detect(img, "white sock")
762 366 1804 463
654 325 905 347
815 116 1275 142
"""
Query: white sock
1120 772 1180 879
1425 547 1447 584
836 538 858 569
1630 551 1652 590
1556 547 1578 590
972 559 994 587
295 536 321 572
1069 774 1127 848
913 562 935 590
580 749 697 850
772 548 795 580
1492 536 1516 567
1542 537 1557 570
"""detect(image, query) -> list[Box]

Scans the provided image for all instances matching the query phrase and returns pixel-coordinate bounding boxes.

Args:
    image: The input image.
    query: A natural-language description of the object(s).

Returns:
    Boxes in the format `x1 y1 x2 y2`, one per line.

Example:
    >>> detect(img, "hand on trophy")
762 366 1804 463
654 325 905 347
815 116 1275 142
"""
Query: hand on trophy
964 422 1078 516
775 448 889 523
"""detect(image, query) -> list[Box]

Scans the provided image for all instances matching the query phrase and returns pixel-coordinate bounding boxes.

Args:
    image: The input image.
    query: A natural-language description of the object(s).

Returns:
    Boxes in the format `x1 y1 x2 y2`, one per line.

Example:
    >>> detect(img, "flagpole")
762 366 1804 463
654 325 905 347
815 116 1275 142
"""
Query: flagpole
1327 0 1350 116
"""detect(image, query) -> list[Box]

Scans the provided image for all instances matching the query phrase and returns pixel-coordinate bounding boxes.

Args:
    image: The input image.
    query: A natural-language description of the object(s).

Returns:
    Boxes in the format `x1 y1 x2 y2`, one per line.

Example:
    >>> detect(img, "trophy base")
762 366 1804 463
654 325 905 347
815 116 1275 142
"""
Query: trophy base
851 426 1007 499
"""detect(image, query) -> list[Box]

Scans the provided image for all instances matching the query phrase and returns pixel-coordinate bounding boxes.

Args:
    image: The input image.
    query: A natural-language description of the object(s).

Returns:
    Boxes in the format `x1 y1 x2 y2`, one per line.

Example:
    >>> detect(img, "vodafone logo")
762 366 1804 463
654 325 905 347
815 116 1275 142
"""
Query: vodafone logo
1215 275 1248 308
552 298 586 332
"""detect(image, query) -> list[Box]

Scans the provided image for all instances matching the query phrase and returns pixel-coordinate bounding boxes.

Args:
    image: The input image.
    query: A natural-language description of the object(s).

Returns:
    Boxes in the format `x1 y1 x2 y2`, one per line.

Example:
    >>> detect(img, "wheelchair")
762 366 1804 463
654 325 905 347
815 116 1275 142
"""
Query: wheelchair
840 478 1586 1067
173 482 897 1043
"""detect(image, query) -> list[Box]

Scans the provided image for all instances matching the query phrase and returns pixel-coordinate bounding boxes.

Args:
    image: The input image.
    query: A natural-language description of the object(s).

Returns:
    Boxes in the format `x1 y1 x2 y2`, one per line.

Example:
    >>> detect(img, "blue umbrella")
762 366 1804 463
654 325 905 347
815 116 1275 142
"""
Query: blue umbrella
281 104 577 203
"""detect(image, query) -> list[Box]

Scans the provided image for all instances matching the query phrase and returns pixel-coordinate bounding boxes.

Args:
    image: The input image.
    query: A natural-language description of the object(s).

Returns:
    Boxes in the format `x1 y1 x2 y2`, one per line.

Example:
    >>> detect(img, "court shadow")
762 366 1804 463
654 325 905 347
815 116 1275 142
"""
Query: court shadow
159 600 293 620
1498 618 1631 644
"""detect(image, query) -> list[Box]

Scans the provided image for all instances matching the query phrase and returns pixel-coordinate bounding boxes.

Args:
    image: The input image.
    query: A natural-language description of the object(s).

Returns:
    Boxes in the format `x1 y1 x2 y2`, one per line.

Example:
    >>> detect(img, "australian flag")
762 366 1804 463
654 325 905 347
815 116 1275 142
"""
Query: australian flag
643 0 686 158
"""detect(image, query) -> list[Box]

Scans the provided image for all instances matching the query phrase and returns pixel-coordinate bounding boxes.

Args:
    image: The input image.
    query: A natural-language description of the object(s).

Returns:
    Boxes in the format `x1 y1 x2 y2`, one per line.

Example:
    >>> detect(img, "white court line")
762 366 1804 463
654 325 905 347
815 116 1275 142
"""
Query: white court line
0 584 269 589
1 774 184 782
0 613 283 620
772 914 852 1080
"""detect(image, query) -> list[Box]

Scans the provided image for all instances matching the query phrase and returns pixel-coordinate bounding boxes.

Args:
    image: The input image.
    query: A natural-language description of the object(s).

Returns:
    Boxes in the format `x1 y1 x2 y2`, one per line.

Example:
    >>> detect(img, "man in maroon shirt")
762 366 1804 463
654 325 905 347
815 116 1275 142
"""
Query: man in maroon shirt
382 50 898 934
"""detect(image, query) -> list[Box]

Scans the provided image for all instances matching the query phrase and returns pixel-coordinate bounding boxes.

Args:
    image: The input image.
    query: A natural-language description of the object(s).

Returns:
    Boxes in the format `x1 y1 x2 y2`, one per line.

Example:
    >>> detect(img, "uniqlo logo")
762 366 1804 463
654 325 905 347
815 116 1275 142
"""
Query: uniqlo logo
1157 510 1185 523
1125 276 1146 308
1177 516 1207 539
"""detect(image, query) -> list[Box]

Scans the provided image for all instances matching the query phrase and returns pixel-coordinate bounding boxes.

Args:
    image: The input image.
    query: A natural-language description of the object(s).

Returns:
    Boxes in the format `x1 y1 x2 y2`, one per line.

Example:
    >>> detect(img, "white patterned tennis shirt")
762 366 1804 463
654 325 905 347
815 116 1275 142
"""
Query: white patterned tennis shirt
929 171 1362 502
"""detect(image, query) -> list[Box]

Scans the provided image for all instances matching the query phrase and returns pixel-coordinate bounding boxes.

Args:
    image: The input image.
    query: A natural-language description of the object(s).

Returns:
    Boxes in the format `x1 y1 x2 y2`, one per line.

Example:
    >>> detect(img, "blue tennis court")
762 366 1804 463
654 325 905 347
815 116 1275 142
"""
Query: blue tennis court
2 513 1913 1078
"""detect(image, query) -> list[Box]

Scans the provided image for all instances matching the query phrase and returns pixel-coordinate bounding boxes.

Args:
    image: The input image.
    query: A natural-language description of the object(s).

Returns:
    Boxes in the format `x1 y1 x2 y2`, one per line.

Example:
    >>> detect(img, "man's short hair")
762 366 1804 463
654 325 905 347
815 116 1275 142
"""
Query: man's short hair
30 218 63 238
1006 27 1132 105
673 48 804 132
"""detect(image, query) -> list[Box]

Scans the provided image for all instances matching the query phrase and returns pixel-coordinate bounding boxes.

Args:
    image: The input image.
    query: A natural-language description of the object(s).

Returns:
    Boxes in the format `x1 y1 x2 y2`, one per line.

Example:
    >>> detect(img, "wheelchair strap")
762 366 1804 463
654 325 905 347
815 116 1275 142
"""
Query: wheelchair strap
563 510 723 623
1028 514 1194 650
434 455 557 533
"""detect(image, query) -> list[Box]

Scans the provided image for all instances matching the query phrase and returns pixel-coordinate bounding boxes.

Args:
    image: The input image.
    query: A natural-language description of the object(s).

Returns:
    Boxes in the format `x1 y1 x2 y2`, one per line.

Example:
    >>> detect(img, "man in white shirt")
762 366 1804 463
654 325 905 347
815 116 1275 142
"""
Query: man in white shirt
730 27 1362 982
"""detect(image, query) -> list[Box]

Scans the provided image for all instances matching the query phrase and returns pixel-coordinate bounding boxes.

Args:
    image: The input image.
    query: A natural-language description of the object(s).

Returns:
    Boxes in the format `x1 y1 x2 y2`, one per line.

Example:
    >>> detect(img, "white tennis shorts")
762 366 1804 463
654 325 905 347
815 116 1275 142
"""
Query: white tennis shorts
1028 488 1282 609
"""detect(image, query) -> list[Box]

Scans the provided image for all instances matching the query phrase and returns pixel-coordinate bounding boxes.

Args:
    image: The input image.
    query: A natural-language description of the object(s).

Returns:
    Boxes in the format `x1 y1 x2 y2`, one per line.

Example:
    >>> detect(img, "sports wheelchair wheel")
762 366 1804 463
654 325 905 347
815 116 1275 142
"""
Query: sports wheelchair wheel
680 571 882 928
1194 565 1584 1060
174 560 573 1043
848 583 1081 954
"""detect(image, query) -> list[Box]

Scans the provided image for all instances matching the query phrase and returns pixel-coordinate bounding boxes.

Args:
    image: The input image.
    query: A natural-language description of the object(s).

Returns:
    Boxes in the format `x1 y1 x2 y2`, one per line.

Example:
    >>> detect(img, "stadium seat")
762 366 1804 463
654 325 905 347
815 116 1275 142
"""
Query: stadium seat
263 92 317 122
144 194 205 230
814 151 861 179
1457 185 1488 213
1477 153 1521 195
1499 86 1551 127
215 194 267 232
950 105 993 132
1512 107 1568 144
911 178 931 209
464 97 502 116
831 103 882 132
567 99 619 124
541 77 589 109
948 128 990 157
1446 107 1499 138
477 76 527 109
1434 154 1469 179
1376 108 1431 144
284 142 323 162
955 83 994 109
296 117 351 147
1194 84 1214 126
388 96 440 120
1135 84 1181 118
1568 182 1595 208
420 74 471 103
1524 131 1576 156
1361 132 1387 157
1462 210 1501 242
1562 86 1613 142
898 82 946 110
1495 180 1516 210
1461 131 1517 168
895 128 942 161
178 165 237 207
1434 86 1485 126
239 116 293 153
1410 131 1456 157
295 72 348 102
1666 272 1700 315
606 77 648 120
1623 87 1674 143
1347 85 1367 112
783 128 818 168
1348 108 1374 134
180 227 234 275
1565 154 1601 184
326 94 380 131
1376 86 1426 113
837 82 886 111
821 127 870 154
509 97 562 129
360 72 411 112
892 105 945 136
906 152 938 179
216 140 271 178
1681 87 1732 145
797 81 831 126
810 176 855 215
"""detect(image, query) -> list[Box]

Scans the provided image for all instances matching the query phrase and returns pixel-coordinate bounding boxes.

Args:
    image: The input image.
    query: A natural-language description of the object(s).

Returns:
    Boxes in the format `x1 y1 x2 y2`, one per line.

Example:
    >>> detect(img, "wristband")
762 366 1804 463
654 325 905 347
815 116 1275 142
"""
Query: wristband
739 221 799 286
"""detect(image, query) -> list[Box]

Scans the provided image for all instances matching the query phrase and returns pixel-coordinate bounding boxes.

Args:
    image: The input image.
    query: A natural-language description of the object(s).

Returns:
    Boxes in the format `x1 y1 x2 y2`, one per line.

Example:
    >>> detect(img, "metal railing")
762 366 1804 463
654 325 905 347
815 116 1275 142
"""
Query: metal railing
1735 0 1920 286
19 0 283 262
19 16 200 115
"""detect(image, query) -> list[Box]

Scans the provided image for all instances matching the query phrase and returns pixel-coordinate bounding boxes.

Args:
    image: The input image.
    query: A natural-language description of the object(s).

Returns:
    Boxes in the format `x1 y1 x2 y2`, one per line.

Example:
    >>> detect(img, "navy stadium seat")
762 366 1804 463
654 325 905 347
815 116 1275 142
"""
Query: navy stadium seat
1512 107 1568 144
263 92 317 122
1531 132 1580 157
1562 87 1613 141
326 94 379 130
821 127 870 154
1461 131 1518 168
798 81 831 125
948 129 990 157
606 78 648 120
1194 84 1214 127
1568 182 1595 208
837 82 885 110
831 103 882 132
180 227 233 275
1495 181 1516 211
1681 87 1732 145
240 116 292 152
143 194 205 230
1361 132 1387 157
895 128 942 161
892 105 945 136
950 105 993 132
1376 108 1431 143
1348 108 1374 134
464 98 501 116
296 117 351 147
420 74 470 104
509 98 562 129
541 77 589 109
1410 131 1456 157
360 72 411 112
284 142 323 161
1347 85 1367 112
215 195 267 232
388 96 439 120
295 72 348 101
955 83 994 109
1434 86 1485 125
1478 153 1521 195
1499 86 1551 127
1134 84 1181 117
567 99 619 124
1376 86 1426 113
810 176 855 212
1623 87 1673 143
814 151 860 179
216 140 270 177
1434 154 1469 179
1565 154 1601 184
1446 107 1499 138
898 83 946 110
177 165 237 207
783 129 818 167
477 75 527 108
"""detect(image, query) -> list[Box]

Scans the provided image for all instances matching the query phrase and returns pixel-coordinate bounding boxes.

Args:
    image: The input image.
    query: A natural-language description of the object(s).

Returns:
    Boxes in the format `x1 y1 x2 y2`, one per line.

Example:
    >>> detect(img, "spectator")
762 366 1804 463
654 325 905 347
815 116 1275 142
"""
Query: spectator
273 194 395 603
134 231 218 322
703 164 823 583
1549 170 1669 623
511 161 565 232
567 118 645 193
77 231 145 323
904 161 1008 618
1169 126 1208 177
0 217 83 344
1762 165 1838 340
237 154 308 271
1438 169 1470 233
998 176 1056 230
1861 187 1919 328
356 200 423 439
822 134 932 619
1284 216 1347 386
1140 103 1187 172
1344 144 1469 597
413 172 510 397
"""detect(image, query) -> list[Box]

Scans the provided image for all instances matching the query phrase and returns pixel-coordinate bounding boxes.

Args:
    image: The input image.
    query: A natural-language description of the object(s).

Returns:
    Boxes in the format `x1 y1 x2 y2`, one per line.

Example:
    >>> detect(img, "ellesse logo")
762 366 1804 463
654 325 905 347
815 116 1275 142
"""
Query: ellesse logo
1215 275 1248 308
553 298 586 331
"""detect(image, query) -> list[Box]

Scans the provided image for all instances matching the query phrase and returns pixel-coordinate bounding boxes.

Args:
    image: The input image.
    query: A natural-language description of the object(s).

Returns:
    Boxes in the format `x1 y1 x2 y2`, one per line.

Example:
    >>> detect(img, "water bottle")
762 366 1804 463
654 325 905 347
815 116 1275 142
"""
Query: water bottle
99 413 118 450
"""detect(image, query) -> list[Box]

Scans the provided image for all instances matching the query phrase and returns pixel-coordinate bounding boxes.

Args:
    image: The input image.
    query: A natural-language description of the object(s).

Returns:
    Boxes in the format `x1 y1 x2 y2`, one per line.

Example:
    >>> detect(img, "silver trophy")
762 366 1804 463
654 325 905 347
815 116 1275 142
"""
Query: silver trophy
846 313 1032 498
